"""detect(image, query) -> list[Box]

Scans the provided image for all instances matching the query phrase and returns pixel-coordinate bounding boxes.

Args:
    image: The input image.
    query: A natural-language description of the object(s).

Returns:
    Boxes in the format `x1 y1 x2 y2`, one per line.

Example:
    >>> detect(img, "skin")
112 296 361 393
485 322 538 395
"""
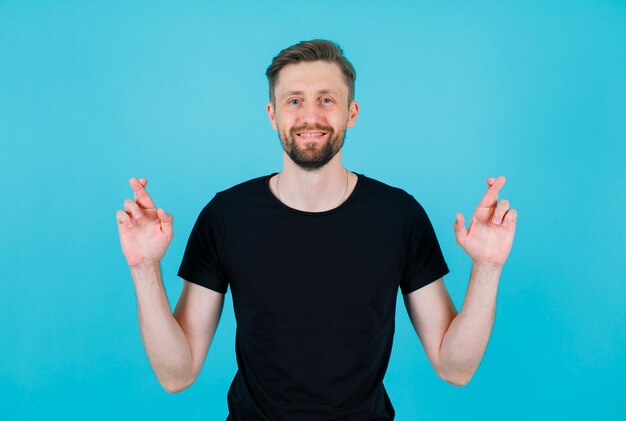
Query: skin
404 176 517 385
266 60 359 212
116 59 517 392
117 178 223 392
268 60 355 171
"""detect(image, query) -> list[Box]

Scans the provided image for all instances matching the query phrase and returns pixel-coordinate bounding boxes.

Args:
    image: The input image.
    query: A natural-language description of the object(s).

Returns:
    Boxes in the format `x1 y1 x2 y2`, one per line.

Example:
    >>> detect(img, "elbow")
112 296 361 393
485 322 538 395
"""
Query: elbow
162 383 187 394
443 374 472 387
160 376 195 394
438 368 474 387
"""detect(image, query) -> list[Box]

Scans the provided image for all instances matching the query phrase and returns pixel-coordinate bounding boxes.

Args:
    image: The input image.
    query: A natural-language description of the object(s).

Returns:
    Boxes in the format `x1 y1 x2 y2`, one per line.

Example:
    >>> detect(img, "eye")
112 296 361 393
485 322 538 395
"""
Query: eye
321 97 333 104
289 98 300 105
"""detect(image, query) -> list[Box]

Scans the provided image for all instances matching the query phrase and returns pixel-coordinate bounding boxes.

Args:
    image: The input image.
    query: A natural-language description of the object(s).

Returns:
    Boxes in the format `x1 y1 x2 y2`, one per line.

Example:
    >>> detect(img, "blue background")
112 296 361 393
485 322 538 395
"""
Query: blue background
1 1 625 419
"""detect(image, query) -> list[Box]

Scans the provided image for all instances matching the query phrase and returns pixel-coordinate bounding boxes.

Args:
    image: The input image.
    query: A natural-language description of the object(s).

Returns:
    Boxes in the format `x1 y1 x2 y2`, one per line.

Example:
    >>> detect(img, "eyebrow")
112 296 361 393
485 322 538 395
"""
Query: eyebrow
280 89 339 99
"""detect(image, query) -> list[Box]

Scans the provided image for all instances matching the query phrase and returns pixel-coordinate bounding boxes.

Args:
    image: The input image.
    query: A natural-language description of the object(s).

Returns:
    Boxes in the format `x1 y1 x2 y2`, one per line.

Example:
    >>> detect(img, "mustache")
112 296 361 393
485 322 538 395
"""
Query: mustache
290 123 334 135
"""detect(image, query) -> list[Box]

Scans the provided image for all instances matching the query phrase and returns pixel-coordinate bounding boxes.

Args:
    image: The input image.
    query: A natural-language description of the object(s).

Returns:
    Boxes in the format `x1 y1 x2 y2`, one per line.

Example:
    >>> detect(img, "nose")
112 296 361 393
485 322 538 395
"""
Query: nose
299 101 323 124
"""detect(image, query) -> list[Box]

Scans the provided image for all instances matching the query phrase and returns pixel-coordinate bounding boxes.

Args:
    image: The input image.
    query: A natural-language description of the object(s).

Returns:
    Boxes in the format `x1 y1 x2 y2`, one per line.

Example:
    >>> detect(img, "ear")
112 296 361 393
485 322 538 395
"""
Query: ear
266 102 278 131
346 100 359 128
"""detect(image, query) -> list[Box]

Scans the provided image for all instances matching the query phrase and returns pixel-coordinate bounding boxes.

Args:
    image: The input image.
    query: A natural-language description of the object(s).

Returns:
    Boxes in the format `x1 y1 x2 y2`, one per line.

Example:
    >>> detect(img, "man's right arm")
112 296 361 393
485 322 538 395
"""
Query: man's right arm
117 177 224 393
131 264 224 393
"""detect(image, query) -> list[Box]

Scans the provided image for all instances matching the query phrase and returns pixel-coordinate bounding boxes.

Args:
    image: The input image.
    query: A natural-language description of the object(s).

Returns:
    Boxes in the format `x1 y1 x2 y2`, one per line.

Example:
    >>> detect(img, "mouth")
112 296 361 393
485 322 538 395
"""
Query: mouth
295 131 328 140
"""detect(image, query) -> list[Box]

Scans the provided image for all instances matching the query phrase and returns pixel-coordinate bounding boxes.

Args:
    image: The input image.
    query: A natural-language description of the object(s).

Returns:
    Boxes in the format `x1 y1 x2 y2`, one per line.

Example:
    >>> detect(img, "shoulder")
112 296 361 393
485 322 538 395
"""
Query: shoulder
358 173 417 207
195 174 272 218
217 174 270 198
357 174 433 225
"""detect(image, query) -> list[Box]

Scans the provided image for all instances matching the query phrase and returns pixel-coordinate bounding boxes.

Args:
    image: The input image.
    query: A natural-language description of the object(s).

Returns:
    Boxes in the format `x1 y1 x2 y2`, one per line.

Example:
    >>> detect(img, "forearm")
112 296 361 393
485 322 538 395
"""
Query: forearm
130 263 194 392
438 262 502 385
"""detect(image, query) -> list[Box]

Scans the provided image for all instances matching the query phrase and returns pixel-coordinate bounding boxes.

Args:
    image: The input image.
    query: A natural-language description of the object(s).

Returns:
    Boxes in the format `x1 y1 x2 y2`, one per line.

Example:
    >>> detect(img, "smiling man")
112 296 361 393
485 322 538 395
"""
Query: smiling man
268 59 356 173
116 39 517 420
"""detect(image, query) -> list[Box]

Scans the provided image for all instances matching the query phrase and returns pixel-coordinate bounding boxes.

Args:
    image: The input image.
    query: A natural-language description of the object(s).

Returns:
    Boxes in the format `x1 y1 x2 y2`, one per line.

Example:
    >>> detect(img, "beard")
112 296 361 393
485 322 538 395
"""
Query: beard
278 123 346 171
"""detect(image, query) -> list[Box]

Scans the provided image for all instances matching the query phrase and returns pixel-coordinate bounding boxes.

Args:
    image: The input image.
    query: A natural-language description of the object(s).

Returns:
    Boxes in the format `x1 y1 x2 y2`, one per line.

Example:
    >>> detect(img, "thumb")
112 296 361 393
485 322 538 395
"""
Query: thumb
453 213 467 245
157 208 174 239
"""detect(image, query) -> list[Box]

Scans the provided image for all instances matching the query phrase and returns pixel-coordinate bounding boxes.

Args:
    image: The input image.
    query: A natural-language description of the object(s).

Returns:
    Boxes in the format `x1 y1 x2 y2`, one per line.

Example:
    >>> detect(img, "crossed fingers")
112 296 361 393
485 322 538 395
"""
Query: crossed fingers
129 177 156 209
117 178 156 229
481 176 517 228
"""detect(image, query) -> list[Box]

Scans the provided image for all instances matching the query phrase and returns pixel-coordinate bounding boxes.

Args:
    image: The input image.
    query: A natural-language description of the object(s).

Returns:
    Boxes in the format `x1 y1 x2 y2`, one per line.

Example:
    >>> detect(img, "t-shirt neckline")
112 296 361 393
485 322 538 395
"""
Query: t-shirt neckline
264 171 363 216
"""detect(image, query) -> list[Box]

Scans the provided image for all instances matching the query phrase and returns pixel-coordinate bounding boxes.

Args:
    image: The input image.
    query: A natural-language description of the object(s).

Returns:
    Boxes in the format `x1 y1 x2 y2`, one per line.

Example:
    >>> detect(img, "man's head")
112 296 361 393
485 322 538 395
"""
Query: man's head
266 39 356 106
265 40 359 171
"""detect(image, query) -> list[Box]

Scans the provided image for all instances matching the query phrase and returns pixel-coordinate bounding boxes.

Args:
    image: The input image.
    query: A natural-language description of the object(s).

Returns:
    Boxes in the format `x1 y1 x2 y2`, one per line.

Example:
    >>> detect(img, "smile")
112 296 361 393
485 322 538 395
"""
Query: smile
296 132 327 138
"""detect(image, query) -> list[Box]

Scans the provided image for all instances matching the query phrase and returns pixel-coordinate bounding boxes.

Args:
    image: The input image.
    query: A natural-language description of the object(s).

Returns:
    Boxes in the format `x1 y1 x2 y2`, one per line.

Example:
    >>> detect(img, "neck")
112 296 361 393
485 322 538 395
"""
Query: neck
274 151 354 212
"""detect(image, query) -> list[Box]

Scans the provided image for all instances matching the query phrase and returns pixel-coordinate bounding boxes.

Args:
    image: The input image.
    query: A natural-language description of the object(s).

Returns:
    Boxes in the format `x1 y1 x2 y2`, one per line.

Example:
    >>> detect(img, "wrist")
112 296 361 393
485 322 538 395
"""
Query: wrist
470 261 503 282
471 260 503 271
130 261 162 282
130 260 161 270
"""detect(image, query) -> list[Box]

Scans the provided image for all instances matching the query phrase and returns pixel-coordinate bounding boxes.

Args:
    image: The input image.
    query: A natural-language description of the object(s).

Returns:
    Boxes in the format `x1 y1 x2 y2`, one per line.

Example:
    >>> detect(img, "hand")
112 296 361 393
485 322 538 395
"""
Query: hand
453 176 517 267
116 177 174 267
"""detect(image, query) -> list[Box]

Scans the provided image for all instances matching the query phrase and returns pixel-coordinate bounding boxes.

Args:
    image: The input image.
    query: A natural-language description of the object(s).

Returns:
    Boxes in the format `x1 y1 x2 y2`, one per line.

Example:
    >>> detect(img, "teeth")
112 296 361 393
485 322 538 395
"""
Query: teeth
299 132 324 138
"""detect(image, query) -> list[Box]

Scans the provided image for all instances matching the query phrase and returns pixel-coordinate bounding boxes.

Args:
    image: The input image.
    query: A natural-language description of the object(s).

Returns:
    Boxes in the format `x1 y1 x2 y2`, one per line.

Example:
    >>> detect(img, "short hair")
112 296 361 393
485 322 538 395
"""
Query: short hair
265 39 356 105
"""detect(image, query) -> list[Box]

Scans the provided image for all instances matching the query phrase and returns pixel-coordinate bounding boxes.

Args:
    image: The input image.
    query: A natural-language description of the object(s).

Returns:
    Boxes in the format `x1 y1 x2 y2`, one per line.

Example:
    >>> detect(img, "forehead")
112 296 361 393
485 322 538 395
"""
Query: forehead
274 60 347 97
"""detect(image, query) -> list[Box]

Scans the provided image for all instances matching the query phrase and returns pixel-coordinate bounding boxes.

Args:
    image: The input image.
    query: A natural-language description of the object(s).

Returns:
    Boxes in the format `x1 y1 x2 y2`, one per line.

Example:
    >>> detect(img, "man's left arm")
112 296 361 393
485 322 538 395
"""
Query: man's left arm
403 176 517 386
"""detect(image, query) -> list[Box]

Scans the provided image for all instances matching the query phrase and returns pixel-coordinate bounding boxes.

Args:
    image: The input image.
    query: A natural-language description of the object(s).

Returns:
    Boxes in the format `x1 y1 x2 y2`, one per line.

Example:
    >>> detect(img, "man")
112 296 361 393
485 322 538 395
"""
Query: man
116 39 517 420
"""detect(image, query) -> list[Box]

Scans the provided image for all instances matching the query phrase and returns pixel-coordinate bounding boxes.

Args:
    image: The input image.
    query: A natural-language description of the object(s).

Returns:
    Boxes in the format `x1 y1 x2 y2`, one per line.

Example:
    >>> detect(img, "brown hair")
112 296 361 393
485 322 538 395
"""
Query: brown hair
265 39 356 105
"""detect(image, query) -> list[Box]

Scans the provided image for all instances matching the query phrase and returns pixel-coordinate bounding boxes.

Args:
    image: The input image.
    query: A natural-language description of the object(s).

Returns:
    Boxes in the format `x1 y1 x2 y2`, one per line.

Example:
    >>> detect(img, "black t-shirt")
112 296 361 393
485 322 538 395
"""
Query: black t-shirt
178 172 449 421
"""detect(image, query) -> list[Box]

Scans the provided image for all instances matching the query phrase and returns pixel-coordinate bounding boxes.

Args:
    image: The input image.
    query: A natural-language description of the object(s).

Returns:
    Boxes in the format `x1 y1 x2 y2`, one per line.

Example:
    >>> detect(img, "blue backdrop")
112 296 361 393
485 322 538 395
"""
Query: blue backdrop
1 1 624 419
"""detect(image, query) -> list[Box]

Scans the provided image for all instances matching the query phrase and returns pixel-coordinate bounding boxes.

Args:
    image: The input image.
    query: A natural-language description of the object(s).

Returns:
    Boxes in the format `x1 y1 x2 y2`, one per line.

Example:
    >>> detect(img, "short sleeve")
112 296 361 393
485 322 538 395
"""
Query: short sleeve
399 196 450 295
177 194 228 294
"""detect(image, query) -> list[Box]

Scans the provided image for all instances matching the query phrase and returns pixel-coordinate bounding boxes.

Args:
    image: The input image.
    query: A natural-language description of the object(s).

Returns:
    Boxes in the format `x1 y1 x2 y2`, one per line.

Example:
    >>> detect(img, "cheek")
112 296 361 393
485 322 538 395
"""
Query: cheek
330 114 348 130
278 116 296 131
275 121 291 138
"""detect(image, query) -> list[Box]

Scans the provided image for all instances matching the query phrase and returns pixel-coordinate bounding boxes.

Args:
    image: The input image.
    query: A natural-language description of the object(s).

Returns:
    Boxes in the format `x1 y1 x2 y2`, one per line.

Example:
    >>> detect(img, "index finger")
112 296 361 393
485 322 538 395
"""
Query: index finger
129 177 156 209
476 175 506 210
